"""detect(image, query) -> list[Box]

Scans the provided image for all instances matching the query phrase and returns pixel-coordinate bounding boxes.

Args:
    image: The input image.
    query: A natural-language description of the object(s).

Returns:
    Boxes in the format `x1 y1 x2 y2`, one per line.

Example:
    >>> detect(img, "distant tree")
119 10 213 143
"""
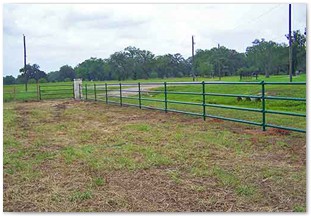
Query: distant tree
28 78 36 84
64 78 71 82
246 39 279 78
59 65 76 81
15 74 25 84
19 64 33 91
124 47 155 79
194 47 247 79
33 70 47 83
150 71 158 79
38 77 48 83
286 30 307 74
47 71 61 82
108 51 129 81
19 63 46 89
75 58 109 81
3 75 16 85
154 54 190 79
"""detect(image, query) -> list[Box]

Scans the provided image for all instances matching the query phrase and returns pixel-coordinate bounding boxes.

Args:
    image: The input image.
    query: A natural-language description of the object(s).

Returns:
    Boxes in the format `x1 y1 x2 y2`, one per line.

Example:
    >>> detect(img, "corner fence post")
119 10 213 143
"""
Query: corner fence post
105 83 108 104
94 84 97 101
138 82 142 109
202 81 206 120
164 82 168 113
119 83 122 106
85 84 88 100
261 81 266 131
39 85 41 100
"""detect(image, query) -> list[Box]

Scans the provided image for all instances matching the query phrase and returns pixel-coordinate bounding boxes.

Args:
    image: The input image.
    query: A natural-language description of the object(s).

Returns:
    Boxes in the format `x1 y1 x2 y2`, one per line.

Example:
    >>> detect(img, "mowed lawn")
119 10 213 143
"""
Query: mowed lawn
3 99 306 212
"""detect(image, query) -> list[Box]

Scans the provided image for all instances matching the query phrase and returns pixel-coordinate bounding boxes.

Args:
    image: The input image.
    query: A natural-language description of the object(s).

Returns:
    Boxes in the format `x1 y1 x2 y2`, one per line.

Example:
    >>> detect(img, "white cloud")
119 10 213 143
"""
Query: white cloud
3 3 307 77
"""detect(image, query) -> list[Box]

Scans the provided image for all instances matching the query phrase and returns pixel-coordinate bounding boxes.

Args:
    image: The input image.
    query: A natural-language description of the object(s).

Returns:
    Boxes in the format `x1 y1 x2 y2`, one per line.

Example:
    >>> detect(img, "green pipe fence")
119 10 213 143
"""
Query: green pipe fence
39 84 74 100
85 81 305 133
6 80 305 134
31 81 305 134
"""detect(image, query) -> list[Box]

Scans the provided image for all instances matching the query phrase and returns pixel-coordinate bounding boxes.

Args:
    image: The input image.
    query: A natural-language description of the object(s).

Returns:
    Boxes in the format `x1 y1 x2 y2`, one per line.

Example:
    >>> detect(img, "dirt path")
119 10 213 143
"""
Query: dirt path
97 85 162 97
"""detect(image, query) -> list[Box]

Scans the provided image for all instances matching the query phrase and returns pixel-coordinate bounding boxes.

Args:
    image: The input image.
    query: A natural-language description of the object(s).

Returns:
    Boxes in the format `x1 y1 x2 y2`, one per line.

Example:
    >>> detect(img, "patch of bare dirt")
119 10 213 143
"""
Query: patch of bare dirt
4 100 306 212
103 168 234 212
209 118 224 123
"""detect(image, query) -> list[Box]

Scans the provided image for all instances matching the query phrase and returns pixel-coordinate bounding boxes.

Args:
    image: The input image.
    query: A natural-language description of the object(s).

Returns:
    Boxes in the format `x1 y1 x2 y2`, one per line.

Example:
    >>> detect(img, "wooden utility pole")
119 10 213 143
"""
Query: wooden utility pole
191 36 195 81
23 34 28 91
218 43 221 80
288 4 293 82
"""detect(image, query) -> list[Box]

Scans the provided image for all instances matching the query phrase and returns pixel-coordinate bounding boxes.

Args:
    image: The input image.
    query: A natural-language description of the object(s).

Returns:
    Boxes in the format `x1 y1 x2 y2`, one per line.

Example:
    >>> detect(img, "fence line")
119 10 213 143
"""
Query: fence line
84 81 306 133
4 81 305 133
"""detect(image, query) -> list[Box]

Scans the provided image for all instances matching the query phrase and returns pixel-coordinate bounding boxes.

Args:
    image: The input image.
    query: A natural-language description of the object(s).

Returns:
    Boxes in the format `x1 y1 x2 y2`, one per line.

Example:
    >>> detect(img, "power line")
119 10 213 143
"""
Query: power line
211 4 283 47
229 4 283 32
270 34 287 42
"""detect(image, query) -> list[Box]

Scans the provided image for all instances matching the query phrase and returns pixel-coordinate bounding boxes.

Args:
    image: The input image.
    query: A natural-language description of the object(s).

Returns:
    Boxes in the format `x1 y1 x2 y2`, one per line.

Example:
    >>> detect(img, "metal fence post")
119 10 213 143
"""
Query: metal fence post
261 81 266 131
138 82 142 109
39 85 42 100
85 84 88 100
13 87 16 100
105 83 108 104
94 84 97 101
79 84 82 100
36 84 39 101
202 81 206 120
164 82 168 113
72 83 75 99
119 83 122 106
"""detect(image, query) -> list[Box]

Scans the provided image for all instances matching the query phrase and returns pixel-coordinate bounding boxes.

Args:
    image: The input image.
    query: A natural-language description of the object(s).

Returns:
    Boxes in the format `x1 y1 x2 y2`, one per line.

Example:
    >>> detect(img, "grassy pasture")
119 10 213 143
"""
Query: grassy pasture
3 100 306 211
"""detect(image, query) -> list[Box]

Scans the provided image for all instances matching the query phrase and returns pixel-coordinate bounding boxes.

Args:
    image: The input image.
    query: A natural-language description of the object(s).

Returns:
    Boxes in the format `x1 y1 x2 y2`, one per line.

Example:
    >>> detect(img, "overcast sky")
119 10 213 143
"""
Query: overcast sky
3 3 307 77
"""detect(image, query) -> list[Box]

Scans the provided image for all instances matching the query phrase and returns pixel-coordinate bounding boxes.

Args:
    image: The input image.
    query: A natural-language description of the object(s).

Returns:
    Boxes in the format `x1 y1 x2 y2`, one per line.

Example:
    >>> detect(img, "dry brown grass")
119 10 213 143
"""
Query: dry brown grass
3 99 306 212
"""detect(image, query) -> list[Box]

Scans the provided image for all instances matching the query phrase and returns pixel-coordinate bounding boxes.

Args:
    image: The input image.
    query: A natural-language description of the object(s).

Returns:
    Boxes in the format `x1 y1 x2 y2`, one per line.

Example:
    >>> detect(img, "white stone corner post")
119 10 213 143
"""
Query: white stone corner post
74 79 83 100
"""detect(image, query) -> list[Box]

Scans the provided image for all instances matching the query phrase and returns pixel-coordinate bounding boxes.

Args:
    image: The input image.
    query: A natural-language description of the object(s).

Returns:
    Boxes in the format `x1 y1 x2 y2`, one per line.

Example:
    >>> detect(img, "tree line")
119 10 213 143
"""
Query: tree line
3 30 306 85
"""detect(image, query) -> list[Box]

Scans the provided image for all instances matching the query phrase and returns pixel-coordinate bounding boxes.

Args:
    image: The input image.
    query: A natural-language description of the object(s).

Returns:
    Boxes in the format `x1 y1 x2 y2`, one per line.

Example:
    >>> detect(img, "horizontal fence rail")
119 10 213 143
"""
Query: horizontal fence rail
82 81 306 133
39 84 74 100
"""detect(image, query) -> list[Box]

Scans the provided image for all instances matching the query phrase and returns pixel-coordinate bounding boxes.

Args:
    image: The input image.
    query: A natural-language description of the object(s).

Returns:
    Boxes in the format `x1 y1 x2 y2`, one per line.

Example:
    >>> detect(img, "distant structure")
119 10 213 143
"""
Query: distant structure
240 71 259 80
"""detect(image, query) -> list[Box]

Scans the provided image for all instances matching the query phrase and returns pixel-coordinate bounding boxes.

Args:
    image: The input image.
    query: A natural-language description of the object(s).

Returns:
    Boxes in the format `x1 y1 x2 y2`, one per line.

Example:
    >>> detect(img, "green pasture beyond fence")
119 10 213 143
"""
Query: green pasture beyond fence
4 81 306 133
